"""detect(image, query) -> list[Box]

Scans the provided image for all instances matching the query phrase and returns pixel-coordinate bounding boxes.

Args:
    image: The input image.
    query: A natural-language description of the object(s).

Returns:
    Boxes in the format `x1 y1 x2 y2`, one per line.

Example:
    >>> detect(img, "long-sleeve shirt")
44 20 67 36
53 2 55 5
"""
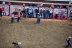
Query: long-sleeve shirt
49 9 52 13
54 9 58 14
66 38 71 42
35 9 39 13
28 9 33 14
43 10 46 14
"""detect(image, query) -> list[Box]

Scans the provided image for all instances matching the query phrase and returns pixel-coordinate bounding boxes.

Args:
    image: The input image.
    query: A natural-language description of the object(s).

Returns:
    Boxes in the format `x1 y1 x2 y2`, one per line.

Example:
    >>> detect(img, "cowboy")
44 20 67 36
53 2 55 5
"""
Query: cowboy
66 36 72 47
35 9 39 18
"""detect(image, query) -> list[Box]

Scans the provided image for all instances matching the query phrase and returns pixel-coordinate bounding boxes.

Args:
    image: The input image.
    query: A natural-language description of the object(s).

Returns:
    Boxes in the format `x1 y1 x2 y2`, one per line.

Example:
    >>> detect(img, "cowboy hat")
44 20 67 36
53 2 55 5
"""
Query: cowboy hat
68 36 71 38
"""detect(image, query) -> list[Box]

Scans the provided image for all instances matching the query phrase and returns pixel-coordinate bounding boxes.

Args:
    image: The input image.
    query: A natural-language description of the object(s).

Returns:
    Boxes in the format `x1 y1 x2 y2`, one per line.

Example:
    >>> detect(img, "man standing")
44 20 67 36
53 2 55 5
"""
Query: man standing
22 9 26 18
17 9 21 22
49 8 52 18
46 9 50 18
60 10 64 20
28 8 33 18
66 36 72 47
43 9 46 19
37 13 41 24
54 9 58 19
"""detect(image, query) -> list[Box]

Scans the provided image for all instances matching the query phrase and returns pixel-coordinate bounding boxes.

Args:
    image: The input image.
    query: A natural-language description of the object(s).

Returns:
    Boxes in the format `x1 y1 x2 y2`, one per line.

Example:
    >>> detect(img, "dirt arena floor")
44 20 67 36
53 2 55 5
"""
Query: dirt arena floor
0 16 72 48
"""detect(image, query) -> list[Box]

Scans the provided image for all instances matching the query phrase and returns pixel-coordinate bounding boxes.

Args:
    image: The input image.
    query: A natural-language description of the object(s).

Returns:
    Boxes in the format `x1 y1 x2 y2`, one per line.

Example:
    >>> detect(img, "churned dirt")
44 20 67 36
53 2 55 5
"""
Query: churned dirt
0 16 72 48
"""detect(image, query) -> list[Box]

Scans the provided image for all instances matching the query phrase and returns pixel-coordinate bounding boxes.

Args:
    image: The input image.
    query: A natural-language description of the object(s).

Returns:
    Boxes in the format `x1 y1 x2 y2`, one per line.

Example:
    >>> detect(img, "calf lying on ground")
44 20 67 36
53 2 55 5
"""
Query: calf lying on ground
12 42 21 46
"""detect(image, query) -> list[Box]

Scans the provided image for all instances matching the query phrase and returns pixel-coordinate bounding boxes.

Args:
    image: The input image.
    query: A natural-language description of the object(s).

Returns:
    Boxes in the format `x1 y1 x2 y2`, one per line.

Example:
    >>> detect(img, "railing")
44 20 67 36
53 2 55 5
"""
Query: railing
0 0 72 5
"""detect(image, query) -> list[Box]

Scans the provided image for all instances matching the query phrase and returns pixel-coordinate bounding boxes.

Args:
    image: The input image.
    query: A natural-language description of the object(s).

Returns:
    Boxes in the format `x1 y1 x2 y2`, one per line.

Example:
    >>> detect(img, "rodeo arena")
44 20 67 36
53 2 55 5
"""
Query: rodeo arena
0 0 72 48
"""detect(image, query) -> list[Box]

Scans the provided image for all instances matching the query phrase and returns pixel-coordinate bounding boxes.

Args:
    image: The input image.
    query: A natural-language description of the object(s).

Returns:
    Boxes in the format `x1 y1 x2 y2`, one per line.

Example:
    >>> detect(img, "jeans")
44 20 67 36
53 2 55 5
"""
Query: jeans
37 18 40 24
17 17 20 22
66 41 71 47
60 16 63 20
43 14 46 19
28 13 33 18
36 13 38 18
11 18 14 23
55 14 58 19
0 12 2 17
60 14 64 20
23 13 26 18
47 15 49 18
49 13 52 18
45 13 49 19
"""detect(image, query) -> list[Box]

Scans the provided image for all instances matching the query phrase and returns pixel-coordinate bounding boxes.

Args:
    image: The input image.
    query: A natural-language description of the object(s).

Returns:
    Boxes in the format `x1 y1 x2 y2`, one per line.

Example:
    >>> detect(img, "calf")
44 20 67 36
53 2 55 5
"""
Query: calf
12 42 21 47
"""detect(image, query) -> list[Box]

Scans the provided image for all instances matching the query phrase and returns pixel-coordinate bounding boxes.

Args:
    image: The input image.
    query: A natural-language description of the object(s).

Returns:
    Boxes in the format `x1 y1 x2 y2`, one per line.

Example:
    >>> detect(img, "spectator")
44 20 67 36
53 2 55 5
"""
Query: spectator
2 11 6 16
26 8 29 17
22 9 26 18
40 9 43 18
11 13 14 23
35 9 39 18
54 9 58 19
46 9 50 18
60 10 64 20
43 9 47 19
37 13 41 24
17 9 21 22
49 8 52 18
28 8 33 18
0 8 2 17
